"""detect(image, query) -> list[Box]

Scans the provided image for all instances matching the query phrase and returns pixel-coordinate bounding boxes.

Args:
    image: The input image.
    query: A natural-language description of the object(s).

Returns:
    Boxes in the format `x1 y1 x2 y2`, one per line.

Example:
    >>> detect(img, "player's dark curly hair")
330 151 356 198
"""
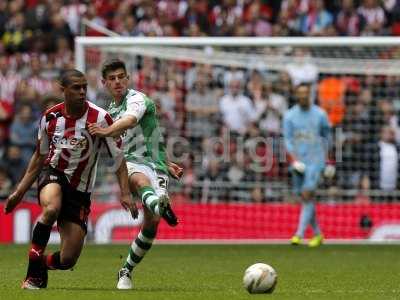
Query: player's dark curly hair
101 59 127 79
59 69 85 87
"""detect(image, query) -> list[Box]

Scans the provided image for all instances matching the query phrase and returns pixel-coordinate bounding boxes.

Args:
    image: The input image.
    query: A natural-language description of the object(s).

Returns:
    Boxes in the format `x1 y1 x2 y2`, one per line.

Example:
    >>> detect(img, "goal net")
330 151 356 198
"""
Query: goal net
75 37 400 243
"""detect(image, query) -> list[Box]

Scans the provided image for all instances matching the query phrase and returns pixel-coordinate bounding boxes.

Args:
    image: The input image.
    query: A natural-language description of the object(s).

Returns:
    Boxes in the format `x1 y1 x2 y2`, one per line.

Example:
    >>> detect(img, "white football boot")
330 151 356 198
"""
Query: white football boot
117 268 133 290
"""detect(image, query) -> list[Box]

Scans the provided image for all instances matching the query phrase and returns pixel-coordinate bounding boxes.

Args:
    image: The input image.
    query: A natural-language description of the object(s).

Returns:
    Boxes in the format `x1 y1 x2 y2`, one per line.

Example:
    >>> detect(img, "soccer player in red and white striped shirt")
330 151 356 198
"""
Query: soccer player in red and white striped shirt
4 69 138 289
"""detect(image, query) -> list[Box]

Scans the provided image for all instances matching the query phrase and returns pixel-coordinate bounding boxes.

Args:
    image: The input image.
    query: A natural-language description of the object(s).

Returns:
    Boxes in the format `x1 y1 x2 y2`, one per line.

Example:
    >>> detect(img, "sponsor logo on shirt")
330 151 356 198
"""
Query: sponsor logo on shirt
52 135 88 150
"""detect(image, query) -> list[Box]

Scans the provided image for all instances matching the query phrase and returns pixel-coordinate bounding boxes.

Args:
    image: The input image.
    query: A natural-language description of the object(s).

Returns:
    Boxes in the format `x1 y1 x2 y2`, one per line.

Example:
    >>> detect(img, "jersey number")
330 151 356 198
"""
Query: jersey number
158 176 168 189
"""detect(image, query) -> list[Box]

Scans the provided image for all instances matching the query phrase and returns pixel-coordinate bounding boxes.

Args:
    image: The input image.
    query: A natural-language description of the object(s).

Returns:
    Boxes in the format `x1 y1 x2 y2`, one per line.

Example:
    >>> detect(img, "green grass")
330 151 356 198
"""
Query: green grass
0 244 399 300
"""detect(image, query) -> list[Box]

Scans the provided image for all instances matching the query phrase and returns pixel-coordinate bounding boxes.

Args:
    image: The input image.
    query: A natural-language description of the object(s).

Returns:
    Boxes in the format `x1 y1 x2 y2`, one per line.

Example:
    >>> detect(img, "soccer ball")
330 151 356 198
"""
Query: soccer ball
243 263 277 294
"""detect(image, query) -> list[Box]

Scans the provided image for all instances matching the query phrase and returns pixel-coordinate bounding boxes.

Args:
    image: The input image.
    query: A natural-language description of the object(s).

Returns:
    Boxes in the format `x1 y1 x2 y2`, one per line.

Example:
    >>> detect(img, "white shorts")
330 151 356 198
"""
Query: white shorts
126 161 169 197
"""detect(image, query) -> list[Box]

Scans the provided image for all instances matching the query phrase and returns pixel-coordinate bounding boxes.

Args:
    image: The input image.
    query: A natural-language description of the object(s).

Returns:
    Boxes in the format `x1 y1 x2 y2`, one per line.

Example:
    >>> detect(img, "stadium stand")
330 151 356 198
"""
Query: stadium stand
1 0 400 204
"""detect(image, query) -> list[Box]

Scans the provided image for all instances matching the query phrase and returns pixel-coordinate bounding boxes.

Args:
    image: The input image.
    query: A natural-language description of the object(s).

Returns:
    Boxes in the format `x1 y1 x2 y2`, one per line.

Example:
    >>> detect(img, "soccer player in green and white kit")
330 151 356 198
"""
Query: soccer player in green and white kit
88 59 183 289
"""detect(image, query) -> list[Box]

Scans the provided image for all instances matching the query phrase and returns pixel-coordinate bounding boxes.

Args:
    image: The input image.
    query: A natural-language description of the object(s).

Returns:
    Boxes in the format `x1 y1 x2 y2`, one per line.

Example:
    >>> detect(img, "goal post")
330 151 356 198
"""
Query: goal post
75 36 400 72
74 36 400 243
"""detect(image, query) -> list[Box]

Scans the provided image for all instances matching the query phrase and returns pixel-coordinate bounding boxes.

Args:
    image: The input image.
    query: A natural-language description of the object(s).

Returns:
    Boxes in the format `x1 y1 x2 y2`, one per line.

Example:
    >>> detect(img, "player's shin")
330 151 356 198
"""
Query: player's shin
138 186 162 216
26 222 52 278
310 205 321 236
123 227 157 272
295 202 314 238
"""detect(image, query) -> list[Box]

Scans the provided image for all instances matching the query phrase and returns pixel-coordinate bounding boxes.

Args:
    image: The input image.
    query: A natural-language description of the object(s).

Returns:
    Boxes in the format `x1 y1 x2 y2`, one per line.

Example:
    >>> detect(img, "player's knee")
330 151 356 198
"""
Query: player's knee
132 175 150 190
41 206 60 224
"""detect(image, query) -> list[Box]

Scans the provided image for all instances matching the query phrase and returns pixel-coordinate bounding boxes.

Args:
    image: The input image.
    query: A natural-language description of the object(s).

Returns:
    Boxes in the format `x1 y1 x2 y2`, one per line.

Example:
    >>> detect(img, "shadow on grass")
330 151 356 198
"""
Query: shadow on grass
49 287 119 291
50 286 211 292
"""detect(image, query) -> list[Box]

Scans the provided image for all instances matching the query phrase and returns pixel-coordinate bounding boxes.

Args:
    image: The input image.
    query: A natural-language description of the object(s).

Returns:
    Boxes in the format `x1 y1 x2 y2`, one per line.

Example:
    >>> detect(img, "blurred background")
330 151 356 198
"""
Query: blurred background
2 0 400 242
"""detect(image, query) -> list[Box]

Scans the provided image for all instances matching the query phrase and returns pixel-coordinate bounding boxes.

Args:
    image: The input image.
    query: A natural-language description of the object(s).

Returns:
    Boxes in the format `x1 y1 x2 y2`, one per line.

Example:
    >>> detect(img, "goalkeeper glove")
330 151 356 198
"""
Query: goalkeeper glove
324 161 336 179
292 160 306 174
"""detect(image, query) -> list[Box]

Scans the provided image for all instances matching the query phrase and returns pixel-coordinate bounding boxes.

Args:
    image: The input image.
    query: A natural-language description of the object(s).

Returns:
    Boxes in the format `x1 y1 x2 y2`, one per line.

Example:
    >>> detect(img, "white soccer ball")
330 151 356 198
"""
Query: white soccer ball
243 263 277 294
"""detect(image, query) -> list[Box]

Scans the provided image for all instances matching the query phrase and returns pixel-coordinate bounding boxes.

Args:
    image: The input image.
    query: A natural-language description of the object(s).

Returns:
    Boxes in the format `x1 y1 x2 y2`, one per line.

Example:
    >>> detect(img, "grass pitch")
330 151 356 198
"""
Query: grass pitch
0 244 399 300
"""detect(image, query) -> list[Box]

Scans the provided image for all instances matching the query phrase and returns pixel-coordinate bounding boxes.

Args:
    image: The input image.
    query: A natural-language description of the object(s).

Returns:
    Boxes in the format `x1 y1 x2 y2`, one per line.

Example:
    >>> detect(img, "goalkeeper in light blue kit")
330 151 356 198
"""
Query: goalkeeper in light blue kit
283 83 334 247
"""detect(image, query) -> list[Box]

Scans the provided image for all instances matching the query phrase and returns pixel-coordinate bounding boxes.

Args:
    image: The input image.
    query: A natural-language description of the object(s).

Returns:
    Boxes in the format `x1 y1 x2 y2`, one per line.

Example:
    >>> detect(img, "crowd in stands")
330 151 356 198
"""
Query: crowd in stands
2 0 400 45
1 0 400 203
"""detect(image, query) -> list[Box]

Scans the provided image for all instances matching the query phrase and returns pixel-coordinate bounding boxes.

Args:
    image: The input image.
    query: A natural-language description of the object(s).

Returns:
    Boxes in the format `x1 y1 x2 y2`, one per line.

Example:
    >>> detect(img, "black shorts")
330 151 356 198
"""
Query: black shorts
38 166 91 233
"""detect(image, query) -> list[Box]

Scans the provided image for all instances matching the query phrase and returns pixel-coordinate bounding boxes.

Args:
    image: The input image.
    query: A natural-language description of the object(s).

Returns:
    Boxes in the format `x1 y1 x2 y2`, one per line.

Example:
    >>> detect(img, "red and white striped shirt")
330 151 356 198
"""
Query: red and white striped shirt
0 72 21 104
27 76 53 96
38 101 123 193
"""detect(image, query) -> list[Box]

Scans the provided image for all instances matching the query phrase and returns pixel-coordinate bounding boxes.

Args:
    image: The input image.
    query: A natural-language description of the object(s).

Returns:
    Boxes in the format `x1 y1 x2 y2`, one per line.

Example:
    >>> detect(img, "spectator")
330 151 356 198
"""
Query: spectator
9 104 37 165
388 1 400 35
295 0 334 36
336 0 366 36
185 74 219 142
277 71 296 106
133 56 157 96
338 101 369 189
41 95 62 112
210 0 243 36
253 81 288 135
48 13 74 47
136 3 163 36
365 126 399 193
246 70 264 94
0 56 21 104
251 186 265 203
158 80 177 122
60 0 87 35
0 167 12 200
2 12 32 53
273 10 296 36
281 0 311 16
2 144 26 185
285 48 318 86
24 0 50 33
51 37 74 69
219 79 256 135
222 67 245 90
199 159 228 203
153 79 183 137
354 174 372 203
226 155 255 201
185 63 214 91
245 124 277 180
25 55 54 97
84 3 107 36
0 98 14 158
358 89 385 145
357 0 386 35
227 156 246 185
181 155 196 199
279 0 310 35
0 0 7 37
243 1 272 36
120 15 139 36
182 0 209 35
93 173 121 202
318 76 346 126
86 68 108 108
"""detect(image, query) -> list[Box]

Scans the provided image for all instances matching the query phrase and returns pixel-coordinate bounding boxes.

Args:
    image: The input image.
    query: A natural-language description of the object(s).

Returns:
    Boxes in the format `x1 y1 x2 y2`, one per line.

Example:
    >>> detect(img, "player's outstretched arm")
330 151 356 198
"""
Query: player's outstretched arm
4 148 46 214
88 116 137 138
114 157 138 219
